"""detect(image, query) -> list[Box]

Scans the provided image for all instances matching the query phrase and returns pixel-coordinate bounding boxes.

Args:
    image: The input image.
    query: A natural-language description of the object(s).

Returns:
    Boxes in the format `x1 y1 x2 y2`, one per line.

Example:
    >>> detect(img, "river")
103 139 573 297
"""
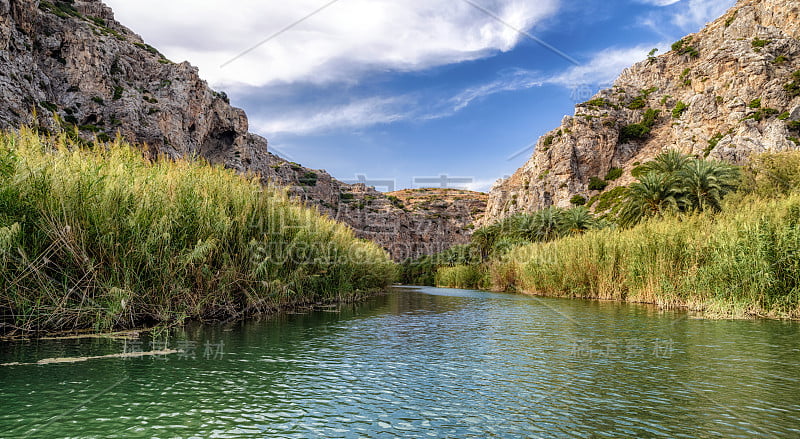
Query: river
1 286 799 438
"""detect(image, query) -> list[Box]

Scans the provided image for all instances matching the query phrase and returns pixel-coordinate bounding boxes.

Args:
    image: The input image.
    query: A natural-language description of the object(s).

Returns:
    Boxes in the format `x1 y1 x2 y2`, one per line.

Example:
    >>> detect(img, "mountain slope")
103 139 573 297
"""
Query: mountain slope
0 0 485 260
484 0 800 223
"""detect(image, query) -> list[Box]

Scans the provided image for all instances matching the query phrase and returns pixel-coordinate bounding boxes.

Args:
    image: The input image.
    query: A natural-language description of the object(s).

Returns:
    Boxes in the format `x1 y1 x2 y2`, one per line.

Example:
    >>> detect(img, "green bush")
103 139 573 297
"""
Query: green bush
672 39 699 58
387 195 405 209
604 167 623 181
705 133 724 157
570 195 587 206
672 101 689 118
299 171 318 187
748 98 762 109
588 177 608 191
620 109 660 143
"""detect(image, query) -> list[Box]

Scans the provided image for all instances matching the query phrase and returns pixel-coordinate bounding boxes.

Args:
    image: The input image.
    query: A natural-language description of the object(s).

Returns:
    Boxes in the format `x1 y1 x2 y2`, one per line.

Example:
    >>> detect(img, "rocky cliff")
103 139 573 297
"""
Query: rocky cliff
484 0 800 223
0 0 484 260
267 161 487 260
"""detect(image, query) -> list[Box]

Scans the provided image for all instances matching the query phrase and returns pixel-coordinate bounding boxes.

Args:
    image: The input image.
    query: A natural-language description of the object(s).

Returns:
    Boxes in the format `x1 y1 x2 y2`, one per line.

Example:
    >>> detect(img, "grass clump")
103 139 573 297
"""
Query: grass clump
672 101 689 119
752 38 771 50
0 128 396 335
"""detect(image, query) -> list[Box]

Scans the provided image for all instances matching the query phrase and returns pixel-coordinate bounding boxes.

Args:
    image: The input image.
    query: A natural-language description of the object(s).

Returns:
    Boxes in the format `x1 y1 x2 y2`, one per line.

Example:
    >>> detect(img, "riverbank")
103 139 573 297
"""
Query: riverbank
407 151 800 320
0 129 397 336
492 192 800 319
431 192 800 319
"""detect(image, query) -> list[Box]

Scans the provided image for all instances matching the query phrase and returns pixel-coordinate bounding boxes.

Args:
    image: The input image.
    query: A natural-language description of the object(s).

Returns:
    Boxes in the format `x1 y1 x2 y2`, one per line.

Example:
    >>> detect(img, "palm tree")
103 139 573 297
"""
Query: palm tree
531 206 565 241
559 207 596 235
642 150 692 175
618 172 681 227
677 159 740 212
472 224 499 260
512 214 539 242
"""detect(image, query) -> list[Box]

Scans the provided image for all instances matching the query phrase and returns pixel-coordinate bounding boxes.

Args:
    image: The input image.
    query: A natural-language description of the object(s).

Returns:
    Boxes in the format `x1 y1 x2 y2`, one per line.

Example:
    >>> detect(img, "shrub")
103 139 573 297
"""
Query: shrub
582 98 620 110
705 133 724 157
543 135 554 147
774 55 789 65
112 86 124 101
387 195 405 209
570 195 587 206
604 167 623 181
588 177 609 191
672 101 689 119
299 171 318 187
620 109 660 143
752 38 771 49
39 101 58 112
678 68 693 87
592 186 628 215
748 98 762 109
672 39 699 58
725 10 737 27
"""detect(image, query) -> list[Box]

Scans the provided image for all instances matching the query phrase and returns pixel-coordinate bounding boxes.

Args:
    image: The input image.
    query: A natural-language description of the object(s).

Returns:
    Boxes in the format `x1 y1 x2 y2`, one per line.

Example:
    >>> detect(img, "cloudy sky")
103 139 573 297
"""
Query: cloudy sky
105 0 736 192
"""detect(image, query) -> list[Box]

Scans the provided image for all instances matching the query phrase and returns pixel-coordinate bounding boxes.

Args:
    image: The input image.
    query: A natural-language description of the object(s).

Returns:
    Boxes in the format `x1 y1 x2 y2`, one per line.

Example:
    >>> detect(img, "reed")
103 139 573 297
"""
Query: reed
493 194 800 318
0 128 397 335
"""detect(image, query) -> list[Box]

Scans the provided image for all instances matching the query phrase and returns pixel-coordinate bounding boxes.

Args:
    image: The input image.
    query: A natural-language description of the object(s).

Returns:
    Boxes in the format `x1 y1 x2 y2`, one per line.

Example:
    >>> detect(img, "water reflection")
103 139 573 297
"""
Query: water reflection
1 287 799 437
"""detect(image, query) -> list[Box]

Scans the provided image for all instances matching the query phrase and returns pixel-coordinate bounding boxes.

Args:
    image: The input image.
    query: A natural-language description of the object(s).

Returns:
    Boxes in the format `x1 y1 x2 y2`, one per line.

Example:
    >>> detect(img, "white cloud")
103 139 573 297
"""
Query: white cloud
464 178 498 192
670 0 736 30
549 44 664 87
253 96 413 135
105 0 559 88
251 44 667 136
635 0 682 6
251 69 545 135
448 70 544 113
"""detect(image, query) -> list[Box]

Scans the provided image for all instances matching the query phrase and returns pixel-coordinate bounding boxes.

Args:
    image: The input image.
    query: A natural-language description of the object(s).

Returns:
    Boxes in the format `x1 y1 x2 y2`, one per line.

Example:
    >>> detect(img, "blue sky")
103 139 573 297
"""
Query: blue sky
106 0 736 192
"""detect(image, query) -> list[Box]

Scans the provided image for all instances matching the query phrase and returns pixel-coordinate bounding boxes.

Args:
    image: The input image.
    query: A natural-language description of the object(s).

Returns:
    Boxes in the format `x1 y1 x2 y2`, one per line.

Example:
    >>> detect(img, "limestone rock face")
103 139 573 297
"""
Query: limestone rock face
0 0 271 174
0 0 486 261
483 0 800 224
265 159 487 261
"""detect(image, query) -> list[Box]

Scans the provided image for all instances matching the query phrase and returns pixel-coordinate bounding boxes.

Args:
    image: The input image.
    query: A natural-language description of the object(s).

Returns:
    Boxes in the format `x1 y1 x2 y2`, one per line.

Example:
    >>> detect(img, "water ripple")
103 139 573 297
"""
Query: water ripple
1 286 799 437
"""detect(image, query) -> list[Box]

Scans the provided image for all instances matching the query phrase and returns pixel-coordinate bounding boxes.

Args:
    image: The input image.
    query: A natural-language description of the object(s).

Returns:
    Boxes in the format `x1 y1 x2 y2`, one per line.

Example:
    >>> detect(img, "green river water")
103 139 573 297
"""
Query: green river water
1 286 799 438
